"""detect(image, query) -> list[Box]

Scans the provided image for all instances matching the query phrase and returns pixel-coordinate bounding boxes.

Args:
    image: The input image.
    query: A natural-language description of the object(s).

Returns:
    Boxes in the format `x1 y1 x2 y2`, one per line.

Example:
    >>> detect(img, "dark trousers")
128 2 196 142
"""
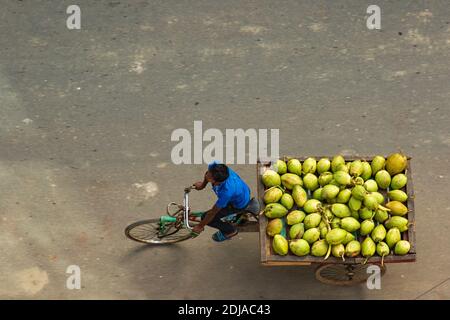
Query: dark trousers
202 205 243 235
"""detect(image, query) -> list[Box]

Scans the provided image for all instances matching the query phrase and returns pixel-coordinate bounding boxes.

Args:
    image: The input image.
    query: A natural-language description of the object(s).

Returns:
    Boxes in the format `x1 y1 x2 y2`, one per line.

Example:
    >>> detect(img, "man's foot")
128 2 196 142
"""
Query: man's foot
212 230 238 242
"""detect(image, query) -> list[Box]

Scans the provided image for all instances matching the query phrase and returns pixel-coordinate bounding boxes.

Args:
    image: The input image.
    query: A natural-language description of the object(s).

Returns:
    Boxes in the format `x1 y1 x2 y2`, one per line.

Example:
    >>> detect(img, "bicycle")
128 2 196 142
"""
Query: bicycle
125 186 261 245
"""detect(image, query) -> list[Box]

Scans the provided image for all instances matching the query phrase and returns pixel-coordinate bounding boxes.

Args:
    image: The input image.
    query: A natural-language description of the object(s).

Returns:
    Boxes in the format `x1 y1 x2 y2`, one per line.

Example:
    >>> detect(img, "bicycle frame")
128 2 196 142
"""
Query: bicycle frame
158 186 204 234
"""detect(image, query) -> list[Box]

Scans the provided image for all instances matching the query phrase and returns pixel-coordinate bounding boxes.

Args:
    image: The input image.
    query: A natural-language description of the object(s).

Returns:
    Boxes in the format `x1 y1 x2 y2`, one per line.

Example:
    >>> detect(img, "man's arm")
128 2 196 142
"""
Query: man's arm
193 204 221 232
193 171 209 190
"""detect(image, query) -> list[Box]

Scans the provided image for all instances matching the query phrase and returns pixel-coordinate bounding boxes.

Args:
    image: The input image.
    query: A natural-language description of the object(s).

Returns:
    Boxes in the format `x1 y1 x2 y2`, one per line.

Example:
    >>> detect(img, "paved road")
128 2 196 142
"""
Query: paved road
0 0 449 299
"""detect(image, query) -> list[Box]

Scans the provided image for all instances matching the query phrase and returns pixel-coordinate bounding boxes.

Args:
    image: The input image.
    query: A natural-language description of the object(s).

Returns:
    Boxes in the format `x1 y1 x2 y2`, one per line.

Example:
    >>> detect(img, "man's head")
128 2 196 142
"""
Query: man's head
206 163 229 185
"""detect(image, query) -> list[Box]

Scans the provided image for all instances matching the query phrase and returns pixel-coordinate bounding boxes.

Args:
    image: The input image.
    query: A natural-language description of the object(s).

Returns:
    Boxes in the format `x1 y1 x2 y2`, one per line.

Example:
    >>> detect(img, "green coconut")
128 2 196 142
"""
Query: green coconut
289 239 310 256
287 158 302 175
317 158 331 174
286 210 306 225
385 153 407 176
371 156 386 175
262 169 281 187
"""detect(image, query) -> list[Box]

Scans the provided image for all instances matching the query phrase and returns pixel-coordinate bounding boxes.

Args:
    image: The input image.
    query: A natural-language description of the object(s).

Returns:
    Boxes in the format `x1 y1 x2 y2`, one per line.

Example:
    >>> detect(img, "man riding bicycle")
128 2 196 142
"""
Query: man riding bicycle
192 161 255 242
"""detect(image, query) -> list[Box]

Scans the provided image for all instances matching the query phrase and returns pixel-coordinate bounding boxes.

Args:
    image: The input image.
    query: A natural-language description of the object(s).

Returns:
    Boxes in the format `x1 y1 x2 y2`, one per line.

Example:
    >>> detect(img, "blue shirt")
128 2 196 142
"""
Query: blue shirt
208 163 251 209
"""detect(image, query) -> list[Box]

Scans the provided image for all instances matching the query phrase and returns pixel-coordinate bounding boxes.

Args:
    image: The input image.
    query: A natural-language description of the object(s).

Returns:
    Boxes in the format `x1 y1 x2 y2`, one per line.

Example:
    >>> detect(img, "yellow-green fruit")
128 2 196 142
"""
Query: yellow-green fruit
386 227 401 249
374 209 389 223
320 227 328 239
329 179 341 187
377 242 390 257
287 159 302 176
263 187 283 204
352 185 368 201
364 194 380 211
394 240 411 255
286 210 306 225
332 244 346 259
266 218 283 237
302 228 320 244
312 188 323 201
289 223 305 239
334 171 352 186
273 159 287 175
317 158 331 174
289 239 310 256
342 232 355 245
272 234 288 255
292 185 307 208
354 177 365 185
371 192 385 205
364 179 378 192
318 172 334 187
326 228 347 245
280 193 294 210
371 156 386 175
391 173 407 190
303 173 319 191
351 209 360 220
341 217 361 232
304 213 322 229
281 173 302 190
361 162 372 181
388 190 408 203
303 157 317 174
331 217 341 229
362 237 376 258
336 189 352 204
386 153 407 176
359 207 374 220
319 221 326 230
349 160 364 177
322 184 340 200
371 225 387 243
336 163 349 173
331 155 346 173
385 216 408 229
264 203 288 218
375 170 391 189
398 224 409 232
331 203 351 218
349 196 362 211
360 220 375 236
345 240 361 257
304 199 322 213
386 201 408 216
262 170 281 187
324 208 334 221
311 239 329 257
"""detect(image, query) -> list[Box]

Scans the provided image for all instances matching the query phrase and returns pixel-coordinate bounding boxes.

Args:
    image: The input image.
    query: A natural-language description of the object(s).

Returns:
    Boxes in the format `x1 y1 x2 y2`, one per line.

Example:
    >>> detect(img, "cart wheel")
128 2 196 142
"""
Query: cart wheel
315 263 386 286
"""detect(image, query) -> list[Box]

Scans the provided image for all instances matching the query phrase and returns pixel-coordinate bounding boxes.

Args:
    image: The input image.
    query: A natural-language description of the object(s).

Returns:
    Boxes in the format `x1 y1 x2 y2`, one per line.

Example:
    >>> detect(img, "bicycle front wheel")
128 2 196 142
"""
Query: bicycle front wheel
125 219 194 244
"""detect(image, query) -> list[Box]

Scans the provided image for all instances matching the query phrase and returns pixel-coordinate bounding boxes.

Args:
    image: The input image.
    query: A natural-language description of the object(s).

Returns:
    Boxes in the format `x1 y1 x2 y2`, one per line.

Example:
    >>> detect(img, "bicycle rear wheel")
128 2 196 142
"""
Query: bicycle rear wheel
125 218 194 244
315 263 386 286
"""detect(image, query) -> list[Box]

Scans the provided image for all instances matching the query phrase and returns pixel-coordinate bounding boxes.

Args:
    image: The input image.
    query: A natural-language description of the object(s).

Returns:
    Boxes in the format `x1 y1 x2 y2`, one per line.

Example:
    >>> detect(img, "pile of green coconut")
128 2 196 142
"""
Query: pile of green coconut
262 153 412 264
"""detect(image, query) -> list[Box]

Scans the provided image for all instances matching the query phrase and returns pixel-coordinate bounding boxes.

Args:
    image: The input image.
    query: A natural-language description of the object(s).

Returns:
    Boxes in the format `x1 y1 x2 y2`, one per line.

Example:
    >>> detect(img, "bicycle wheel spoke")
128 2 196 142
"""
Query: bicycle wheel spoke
125 218 193 244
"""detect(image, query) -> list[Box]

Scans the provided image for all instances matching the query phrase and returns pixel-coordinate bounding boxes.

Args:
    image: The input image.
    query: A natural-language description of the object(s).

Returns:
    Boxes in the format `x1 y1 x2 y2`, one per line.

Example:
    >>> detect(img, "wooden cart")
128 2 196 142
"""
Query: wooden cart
256 156 416 285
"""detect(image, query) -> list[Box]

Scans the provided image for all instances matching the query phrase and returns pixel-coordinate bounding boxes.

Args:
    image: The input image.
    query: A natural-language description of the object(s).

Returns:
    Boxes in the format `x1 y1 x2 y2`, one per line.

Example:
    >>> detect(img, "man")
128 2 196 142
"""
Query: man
192 161 251 242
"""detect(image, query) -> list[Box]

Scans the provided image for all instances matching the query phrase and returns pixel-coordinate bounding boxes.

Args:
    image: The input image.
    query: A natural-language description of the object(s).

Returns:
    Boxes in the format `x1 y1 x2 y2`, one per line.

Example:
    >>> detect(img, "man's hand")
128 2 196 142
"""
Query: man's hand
193 181 205 190
192 224 204 234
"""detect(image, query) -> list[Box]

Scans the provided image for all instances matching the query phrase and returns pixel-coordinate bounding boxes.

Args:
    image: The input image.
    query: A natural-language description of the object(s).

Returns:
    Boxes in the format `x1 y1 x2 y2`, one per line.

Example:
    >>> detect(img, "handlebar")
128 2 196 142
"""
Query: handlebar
183 186 195 230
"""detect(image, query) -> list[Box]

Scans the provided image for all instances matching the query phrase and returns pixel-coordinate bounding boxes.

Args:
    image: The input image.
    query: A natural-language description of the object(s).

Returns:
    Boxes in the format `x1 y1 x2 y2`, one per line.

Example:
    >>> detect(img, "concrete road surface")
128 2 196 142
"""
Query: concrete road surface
0 0 449 299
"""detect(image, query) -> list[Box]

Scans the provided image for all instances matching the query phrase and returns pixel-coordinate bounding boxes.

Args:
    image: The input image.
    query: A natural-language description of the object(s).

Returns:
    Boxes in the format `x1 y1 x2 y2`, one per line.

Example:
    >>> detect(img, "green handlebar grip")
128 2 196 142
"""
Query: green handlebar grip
160 215 177 223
